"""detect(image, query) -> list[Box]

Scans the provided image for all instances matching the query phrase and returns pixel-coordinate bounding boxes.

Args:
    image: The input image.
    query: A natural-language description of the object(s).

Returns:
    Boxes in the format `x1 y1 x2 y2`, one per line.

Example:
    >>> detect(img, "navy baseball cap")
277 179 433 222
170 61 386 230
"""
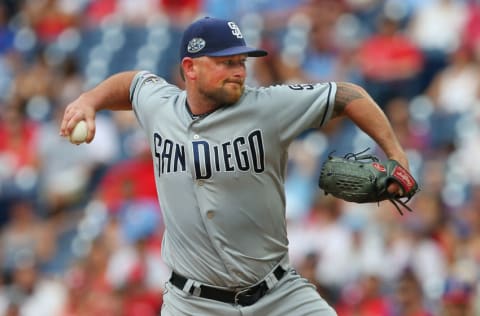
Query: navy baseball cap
180 17 268 60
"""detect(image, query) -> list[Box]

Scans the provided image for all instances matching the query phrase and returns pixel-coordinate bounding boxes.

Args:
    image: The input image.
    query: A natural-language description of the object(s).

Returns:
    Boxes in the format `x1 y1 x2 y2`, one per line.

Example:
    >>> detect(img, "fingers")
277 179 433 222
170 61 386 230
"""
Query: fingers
59 98 96 143
387 182 404 196
60 108 79 137
84 117 96 143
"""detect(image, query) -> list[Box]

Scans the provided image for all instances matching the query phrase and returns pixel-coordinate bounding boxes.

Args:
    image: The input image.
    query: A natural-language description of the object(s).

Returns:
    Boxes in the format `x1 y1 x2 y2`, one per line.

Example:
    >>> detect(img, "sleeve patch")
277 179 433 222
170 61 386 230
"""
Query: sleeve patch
141 73 164 85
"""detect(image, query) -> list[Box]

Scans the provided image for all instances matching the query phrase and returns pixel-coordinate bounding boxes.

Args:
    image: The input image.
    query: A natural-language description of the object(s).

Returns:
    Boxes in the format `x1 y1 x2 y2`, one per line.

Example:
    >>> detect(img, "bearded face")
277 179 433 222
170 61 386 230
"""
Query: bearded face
197 76 245 107
192 55 247 107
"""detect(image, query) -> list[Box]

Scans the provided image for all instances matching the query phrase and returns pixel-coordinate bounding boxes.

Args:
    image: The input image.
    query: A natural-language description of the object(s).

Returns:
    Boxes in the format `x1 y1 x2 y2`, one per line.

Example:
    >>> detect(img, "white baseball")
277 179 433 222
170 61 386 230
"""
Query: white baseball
69 120 88 144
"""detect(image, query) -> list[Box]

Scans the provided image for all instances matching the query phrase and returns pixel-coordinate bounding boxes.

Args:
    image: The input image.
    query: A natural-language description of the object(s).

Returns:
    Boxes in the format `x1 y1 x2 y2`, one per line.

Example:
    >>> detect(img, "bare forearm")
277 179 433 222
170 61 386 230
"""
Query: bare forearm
333 82 408 167
83 71 138 111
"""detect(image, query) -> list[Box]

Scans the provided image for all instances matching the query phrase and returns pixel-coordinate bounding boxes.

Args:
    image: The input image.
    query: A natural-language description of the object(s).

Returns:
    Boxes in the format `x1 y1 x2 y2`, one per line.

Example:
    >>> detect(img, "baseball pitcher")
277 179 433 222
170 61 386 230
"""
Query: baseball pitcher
61 17 417 316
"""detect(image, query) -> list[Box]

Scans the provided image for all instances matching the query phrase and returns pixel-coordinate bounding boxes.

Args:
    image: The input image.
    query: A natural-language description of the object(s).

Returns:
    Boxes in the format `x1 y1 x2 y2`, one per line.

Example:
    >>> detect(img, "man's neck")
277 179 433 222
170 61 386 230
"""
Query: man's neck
186 89 220 116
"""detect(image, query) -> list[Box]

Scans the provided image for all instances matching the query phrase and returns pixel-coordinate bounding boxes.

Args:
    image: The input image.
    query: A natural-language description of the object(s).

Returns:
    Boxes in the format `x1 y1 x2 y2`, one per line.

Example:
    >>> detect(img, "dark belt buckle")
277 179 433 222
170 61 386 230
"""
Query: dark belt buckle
234 286 257 306
235 282 268 306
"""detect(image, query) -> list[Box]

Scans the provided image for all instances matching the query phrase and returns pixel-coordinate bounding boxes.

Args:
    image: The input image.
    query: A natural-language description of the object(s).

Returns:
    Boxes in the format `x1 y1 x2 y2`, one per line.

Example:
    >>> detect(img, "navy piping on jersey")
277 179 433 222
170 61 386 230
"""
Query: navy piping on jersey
130 85 136 103
319 82 332 127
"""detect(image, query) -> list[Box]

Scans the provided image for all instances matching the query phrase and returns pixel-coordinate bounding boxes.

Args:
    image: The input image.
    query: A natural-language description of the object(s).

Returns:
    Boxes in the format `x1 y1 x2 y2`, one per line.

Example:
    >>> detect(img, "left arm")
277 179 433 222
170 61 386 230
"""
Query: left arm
332 82 409 169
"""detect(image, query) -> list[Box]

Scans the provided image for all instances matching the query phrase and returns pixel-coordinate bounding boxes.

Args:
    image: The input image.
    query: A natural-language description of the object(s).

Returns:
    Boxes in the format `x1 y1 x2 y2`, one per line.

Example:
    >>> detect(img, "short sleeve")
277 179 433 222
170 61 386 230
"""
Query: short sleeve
129 71 181 129
250 82 337 144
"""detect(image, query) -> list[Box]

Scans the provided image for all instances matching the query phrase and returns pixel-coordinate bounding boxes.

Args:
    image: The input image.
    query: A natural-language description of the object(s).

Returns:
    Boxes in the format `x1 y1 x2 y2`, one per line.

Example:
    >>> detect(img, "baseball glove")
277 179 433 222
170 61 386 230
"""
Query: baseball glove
318 150 419 215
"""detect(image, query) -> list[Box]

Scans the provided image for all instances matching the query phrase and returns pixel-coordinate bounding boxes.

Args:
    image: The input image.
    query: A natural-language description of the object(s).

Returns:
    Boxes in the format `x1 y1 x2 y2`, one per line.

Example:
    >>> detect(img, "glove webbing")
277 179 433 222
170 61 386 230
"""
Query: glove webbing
378 174 416 216
343 148 378 162
387 198 414 216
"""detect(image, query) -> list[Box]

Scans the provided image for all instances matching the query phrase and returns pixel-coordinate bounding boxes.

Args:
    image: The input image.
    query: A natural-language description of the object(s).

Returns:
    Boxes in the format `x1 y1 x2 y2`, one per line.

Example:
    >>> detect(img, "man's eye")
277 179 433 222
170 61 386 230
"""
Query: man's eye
221 59 246 66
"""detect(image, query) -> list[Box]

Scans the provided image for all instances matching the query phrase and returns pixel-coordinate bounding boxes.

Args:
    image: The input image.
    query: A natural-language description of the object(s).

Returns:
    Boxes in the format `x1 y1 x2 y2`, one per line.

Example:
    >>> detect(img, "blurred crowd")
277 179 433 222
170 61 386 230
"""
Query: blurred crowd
0 0 480 315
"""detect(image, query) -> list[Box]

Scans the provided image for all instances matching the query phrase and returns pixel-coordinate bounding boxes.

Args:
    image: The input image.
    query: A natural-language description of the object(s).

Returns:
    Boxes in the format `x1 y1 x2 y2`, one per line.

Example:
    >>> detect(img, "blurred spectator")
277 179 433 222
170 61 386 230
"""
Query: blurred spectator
357 13 424 107
406 224 448 304
383 97 431 151
371 210 414 282
366 197 448 301
274 1 347 83
462 0 480 62
0 199 56 275
107 214 166 316
11 52 55 102
406 0 468 90
52 56 85 107
288 194 354 295
251 37 288 86
22 0 79 44
110 111 146 160
160 0 202 27
425 44 480 149
285 133 325 221
449 117 480 186
419 158 447 196
0 3 15 56
0 104 40 171
94 138 157 212
0 104 40 208
391 268 434 316
300 0 347 80
60 237 121 316
426 45 480 115
407 192 445 239
343 0 385 35
83 0 118 27
335 273 391 316
407 0 467 54
0 254 67 316
116 0 160 25
441 277 475 316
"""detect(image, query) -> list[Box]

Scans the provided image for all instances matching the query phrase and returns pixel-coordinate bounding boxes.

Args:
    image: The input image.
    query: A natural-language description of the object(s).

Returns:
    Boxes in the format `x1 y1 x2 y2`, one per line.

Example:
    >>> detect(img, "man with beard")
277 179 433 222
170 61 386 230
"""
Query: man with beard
60 17 411 316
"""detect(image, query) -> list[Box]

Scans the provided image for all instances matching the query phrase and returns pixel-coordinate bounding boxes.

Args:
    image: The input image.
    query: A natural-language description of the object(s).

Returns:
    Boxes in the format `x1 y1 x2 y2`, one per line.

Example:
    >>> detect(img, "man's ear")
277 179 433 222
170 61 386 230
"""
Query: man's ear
181 58 196 81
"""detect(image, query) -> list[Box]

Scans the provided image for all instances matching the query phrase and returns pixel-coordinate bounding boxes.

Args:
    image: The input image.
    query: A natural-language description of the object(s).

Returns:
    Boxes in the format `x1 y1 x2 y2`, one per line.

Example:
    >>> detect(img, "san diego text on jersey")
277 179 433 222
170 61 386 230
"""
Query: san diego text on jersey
153 129 265 179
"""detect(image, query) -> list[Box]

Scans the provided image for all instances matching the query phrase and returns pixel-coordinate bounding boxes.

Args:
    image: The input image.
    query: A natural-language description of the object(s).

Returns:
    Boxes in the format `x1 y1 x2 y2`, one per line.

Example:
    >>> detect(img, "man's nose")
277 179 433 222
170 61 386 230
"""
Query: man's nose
233 64 246 79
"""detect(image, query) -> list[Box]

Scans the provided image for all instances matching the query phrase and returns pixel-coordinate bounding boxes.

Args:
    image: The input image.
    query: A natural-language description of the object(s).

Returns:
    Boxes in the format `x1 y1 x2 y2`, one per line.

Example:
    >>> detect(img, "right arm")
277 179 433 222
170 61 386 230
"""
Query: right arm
60 71 138 143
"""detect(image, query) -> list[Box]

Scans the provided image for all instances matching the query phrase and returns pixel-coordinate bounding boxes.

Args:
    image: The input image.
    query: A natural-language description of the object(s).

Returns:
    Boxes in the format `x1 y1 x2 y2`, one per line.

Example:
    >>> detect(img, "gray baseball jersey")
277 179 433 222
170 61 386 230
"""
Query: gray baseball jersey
130 71 337 288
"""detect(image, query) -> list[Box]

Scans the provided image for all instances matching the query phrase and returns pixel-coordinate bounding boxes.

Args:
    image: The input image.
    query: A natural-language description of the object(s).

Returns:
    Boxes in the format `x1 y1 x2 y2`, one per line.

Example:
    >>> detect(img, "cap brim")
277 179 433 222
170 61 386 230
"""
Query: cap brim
206 46 268 57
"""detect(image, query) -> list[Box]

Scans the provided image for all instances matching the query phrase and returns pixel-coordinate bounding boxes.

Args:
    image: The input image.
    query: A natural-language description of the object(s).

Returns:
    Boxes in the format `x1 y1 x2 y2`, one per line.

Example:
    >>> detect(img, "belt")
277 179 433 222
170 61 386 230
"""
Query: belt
169 265 286 306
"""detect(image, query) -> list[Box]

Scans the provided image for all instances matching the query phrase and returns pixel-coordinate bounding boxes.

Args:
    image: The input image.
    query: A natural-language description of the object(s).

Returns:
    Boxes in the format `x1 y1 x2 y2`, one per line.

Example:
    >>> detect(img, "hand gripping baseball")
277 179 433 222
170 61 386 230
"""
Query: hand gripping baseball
60 95 97 144
318 150 419 215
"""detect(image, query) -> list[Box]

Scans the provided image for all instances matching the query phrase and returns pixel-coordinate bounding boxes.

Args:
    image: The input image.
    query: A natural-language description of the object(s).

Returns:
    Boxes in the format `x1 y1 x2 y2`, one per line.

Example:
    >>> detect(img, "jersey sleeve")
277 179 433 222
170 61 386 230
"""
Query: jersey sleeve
129 71 181 129
252 82 337 144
